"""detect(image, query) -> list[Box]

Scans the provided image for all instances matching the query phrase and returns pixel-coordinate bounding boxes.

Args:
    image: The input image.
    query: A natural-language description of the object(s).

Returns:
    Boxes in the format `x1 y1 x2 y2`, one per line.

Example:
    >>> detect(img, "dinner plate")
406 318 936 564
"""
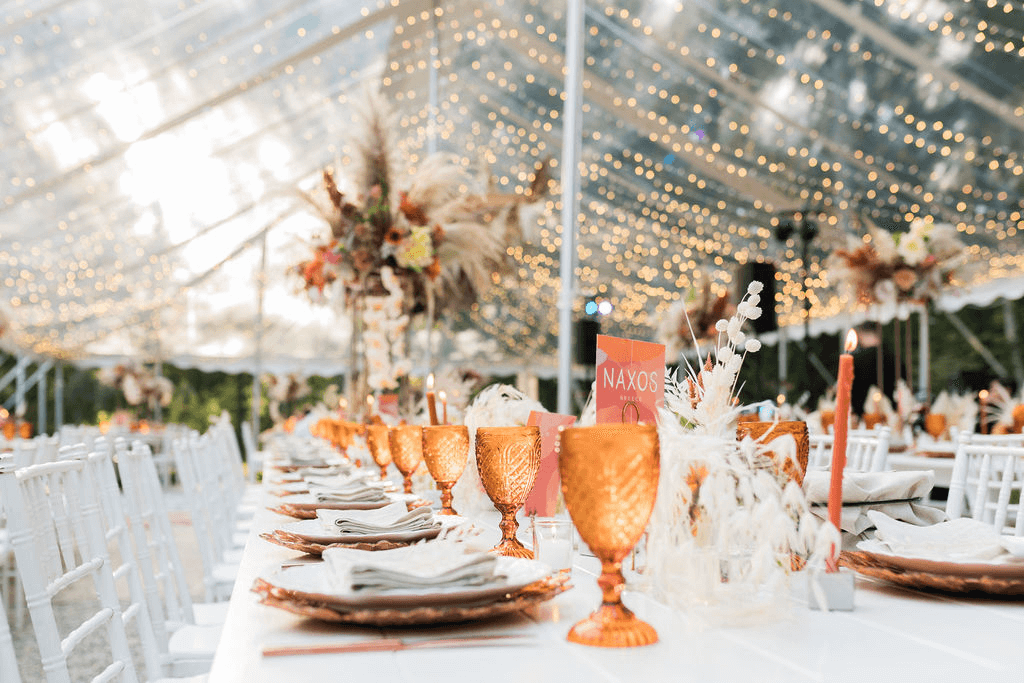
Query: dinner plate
855 540 1024 577
258 557 551 609
277 515 464 544
842 550 1024 596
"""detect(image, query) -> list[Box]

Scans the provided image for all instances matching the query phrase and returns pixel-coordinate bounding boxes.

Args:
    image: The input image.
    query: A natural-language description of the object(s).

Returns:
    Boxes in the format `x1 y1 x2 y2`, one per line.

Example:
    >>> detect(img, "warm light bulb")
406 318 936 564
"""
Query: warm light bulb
980 389 989 400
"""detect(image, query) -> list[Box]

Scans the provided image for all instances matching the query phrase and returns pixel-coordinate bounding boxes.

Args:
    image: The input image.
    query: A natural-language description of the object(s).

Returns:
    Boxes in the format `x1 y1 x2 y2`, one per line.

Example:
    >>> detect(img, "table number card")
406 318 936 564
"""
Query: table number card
377 393 399 418
595 334 665 425
524 411 577 516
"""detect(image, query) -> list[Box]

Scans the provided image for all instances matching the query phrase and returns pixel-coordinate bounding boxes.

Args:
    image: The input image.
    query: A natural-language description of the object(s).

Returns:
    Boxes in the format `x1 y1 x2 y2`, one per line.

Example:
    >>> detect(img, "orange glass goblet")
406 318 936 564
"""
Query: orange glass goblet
475 426 541 558
422 425 469 515
924 413 947 440
366 425 393 480
388 425 423 494
559 424 660 648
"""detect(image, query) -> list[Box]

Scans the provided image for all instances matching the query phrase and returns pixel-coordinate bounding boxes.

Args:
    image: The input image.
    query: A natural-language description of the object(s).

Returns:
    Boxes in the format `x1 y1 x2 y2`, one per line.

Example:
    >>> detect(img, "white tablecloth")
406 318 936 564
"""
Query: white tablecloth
209 479 1024 683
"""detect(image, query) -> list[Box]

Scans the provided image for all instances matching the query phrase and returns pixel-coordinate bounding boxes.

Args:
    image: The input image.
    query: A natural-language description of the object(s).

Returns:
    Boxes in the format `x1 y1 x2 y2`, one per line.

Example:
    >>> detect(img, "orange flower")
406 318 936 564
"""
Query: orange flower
424 256 441 280
384 227 404 245
685 463 708 494
398 192 428 225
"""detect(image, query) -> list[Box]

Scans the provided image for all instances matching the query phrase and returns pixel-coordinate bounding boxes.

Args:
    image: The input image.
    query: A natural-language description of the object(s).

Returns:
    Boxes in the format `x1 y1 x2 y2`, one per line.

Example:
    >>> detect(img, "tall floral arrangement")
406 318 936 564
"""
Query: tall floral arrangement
293 88 547 392
97 363 173 410
646 282 828 622
831 218 966 305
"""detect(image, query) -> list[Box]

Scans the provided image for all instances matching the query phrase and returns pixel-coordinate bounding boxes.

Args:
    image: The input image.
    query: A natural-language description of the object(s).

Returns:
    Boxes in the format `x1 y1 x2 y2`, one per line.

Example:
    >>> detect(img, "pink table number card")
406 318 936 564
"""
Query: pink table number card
595 334 665 425
524 411 577 516
377 394 399 419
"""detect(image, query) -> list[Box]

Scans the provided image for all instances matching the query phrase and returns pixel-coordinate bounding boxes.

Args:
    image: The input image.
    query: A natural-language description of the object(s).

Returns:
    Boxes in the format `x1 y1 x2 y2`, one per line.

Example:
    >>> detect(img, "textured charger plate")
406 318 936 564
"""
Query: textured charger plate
261 529 424 554
251 573 570 626
841 551 1024 596
268 501 392 519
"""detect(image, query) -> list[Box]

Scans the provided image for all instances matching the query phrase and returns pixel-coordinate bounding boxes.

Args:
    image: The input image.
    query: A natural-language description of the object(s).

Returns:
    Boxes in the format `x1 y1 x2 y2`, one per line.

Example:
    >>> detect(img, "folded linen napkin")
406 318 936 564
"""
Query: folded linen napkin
859 510 1016 563
310 486 390 504
323 541 502 591
316 502 437 534
804 470 945 535
303 472 384 488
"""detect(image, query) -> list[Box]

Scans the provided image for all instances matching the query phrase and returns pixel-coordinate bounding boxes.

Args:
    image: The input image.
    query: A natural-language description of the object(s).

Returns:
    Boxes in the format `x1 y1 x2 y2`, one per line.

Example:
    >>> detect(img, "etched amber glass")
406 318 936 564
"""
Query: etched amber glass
388 425 423 494
924 413 947 440
475 426 541 558
559 424 660 648
366 425 393 480
422 425 469 515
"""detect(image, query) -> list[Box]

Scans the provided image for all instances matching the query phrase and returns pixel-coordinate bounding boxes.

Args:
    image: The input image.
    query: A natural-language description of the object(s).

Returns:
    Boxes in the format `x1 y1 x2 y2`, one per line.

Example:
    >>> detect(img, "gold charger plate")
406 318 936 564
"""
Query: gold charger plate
841 551 1024 596
251 573 571 626
260 529 415 554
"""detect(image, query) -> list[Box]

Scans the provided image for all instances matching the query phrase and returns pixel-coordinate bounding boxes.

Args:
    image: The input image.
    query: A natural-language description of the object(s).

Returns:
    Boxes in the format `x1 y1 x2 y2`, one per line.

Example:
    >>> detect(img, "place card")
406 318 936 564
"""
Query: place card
595 334 665 425
524 411 577 516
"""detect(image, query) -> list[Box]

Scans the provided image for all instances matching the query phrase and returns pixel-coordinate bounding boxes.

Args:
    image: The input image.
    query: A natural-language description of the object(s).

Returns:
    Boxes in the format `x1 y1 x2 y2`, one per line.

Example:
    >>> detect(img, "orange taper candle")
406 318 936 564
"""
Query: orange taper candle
425 373 439 426
828 329 858 572
438 390 448 425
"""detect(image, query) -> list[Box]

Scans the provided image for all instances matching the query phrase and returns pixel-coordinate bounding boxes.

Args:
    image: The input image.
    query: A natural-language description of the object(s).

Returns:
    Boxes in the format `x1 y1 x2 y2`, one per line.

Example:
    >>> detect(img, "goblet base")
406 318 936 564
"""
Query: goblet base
401 476 413 494
491 537 534 559
567 603 658 648
378 465 389 480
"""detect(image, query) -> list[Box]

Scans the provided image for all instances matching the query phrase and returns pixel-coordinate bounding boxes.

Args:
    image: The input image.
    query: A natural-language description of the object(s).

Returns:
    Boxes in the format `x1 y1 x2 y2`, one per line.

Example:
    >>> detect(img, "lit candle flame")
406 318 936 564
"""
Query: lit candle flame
426 373 434 390
366 394 375 408
437 390 447 403
845 329 858 353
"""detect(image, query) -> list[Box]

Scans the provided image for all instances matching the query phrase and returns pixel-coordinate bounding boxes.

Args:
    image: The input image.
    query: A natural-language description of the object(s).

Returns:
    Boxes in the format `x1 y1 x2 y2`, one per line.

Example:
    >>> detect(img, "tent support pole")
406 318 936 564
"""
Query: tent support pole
252 231 268 443
14 356 25 420
55 363 64 432
943 310 1008 380
919 307 930 402
778 326 787 396
556 0 584 416
37 367 46 436
1002 299 1024 387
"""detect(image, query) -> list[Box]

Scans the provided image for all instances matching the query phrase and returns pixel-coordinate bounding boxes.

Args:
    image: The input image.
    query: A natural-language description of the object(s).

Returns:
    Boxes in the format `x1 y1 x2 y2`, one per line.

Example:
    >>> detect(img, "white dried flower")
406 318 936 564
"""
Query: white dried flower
715 319 729 332
748 306 763 320
745 339 762 353
733 331 746 347
747 281 764 295
747 294 760 307
726 318 742 340
718 346 734 363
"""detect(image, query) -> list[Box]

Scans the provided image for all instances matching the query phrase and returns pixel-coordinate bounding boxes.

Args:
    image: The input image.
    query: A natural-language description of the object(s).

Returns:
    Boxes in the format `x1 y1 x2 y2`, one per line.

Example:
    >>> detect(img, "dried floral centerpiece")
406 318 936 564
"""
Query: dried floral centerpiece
97 363 173 413
293 89 547 392
646 282 830 622
830 218 966 306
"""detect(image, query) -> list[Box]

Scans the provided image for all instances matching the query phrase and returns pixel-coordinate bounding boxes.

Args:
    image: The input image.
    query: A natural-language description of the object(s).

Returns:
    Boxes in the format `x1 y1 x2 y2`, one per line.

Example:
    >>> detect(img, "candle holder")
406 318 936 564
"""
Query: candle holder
388 425 423 494
475 426 541 558
365 425 393 480
421 425 469 515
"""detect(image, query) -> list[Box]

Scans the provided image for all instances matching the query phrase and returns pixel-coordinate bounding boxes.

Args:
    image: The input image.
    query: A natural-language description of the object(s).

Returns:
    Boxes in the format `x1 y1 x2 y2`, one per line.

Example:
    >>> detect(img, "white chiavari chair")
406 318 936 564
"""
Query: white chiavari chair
86 440 222 676
0 577 21 683
169 434 239 602
0 457 140 683
807 427 891 472
946 433 1024 534
239 421 264 483
118 441 229 630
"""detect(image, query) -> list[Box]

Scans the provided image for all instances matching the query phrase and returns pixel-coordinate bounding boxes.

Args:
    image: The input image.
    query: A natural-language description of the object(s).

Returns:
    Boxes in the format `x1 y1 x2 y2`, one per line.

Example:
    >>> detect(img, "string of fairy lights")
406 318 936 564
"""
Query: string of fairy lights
0 0 1022 365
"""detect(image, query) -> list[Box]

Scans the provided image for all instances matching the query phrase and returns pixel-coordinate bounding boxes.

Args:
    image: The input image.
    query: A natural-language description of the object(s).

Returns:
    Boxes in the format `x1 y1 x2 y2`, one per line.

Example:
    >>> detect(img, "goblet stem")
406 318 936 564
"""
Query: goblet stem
402 475 413 494
492 504 533 558
378 465 389 481
565 559 658 648
438 482 457 515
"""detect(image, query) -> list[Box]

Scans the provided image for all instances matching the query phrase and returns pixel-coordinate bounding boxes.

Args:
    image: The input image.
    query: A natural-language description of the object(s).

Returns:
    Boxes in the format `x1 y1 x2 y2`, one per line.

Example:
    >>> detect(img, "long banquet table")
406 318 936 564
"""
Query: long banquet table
208 478 1024 683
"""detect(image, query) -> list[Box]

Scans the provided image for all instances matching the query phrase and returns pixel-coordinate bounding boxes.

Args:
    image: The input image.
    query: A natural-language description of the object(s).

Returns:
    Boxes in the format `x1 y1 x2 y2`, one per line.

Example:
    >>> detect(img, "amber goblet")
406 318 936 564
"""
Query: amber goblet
365 425 393 480
422 425 469 515
475 426 541 558
924 413 947 440
559 424 660 648
388 425 423 494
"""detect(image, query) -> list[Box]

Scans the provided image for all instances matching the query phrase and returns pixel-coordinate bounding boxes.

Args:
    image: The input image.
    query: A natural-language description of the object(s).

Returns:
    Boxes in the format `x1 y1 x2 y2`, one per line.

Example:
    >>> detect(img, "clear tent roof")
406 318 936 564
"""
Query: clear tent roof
2 0 1023 374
